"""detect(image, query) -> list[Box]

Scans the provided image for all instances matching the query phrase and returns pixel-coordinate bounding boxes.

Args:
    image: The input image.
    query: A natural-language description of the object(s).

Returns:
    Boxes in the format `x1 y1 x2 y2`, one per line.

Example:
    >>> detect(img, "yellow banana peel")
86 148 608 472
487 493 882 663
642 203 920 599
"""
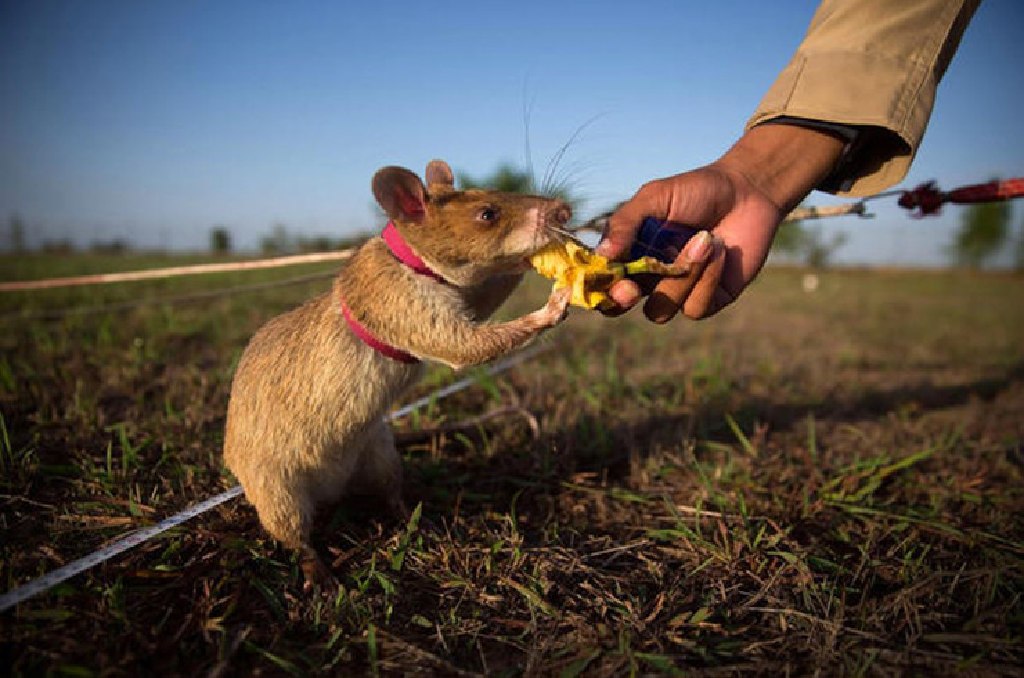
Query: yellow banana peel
529 238 690 310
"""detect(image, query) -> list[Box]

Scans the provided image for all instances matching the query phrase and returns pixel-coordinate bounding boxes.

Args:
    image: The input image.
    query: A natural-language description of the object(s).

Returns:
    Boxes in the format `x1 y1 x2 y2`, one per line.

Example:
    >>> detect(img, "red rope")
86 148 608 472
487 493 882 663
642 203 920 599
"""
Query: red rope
897 178 1024 217
947 177 1024 203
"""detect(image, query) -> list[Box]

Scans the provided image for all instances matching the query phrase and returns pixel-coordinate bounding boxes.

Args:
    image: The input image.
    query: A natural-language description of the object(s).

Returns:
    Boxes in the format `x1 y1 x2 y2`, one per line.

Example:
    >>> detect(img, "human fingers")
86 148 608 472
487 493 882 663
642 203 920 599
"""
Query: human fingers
598 278 642 317
642 231 715 323
681 238 728 319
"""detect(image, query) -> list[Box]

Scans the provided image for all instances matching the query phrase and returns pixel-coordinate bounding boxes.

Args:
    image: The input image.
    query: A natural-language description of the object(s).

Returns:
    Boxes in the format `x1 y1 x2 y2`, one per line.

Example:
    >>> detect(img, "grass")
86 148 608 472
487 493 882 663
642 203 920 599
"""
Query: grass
1 254 1022 676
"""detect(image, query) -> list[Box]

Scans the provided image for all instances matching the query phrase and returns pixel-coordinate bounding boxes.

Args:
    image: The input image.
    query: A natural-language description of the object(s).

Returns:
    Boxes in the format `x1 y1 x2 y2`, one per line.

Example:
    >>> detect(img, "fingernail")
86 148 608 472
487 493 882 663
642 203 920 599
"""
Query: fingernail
684 231 712 263
608 280 639 308
595 239 614 257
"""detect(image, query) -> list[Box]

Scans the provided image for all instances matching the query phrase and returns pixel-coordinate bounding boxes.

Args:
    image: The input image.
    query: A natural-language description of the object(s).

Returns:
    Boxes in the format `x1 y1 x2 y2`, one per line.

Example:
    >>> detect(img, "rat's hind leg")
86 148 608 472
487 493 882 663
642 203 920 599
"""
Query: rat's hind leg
245 475 314 548
245 477 334 589
352 419 408 520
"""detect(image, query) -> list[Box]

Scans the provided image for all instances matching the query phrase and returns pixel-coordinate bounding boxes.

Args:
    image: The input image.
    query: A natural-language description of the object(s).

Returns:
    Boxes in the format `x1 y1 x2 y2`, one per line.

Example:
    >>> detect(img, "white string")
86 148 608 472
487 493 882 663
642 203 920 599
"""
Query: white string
0 250 355 292
0 487 245 612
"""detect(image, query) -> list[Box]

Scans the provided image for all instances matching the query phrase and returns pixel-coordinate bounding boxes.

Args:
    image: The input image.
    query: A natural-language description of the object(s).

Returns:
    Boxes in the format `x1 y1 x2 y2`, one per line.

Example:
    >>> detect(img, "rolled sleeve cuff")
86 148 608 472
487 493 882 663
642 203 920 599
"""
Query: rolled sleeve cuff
747 49 936 197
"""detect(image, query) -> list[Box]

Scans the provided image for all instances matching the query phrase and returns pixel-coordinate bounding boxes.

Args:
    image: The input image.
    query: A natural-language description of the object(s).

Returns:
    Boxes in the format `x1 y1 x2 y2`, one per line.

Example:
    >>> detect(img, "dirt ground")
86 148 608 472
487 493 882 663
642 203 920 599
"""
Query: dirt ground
1 260 1022 676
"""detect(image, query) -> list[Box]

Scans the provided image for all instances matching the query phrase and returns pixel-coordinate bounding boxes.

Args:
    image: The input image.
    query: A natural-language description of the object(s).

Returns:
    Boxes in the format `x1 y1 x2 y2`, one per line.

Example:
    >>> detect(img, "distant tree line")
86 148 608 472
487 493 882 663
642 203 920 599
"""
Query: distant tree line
948 195 1012 269
5 190 1024 268
771 218 849 269
210 225 232 254
254 223 373 256
1 214 373 256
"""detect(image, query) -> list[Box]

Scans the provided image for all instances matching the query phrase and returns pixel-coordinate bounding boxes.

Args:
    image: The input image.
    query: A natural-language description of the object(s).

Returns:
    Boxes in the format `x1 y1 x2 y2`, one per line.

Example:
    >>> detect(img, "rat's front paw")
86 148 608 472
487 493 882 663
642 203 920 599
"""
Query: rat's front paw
538 287 571 328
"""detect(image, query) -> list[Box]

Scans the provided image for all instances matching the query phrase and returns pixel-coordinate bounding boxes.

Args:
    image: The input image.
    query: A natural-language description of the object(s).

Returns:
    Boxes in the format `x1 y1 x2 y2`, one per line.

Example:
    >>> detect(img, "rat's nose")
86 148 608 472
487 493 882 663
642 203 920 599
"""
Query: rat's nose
551 203 572 226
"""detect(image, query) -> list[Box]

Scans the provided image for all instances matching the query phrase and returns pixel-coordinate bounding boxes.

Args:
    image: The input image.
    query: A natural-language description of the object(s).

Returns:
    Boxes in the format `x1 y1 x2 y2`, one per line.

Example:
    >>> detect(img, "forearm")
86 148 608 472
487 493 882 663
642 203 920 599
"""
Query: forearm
713 123 847 215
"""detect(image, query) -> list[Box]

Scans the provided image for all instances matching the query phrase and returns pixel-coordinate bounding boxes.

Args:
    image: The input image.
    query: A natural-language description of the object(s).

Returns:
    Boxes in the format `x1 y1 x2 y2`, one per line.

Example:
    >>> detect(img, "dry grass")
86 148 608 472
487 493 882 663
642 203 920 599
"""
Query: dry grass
1 255 1022 676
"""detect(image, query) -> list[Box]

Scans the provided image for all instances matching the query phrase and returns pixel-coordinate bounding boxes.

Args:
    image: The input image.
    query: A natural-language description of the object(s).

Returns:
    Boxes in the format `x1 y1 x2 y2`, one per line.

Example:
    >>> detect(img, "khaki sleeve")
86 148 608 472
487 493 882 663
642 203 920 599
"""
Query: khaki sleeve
746 0 979 196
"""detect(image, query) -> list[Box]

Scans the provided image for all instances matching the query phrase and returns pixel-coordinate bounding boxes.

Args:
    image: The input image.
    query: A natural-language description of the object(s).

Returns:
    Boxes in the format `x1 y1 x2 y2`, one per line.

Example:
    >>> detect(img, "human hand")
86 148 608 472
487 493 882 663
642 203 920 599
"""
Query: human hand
596 123 847 322
597 164 781 321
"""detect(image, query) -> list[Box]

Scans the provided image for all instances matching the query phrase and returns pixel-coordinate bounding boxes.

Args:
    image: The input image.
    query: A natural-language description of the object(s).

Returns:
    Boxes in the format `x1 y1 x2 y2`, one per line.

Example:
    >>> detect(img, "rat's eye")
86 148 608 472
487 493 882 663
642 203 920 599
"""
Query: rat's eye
476 206 500 224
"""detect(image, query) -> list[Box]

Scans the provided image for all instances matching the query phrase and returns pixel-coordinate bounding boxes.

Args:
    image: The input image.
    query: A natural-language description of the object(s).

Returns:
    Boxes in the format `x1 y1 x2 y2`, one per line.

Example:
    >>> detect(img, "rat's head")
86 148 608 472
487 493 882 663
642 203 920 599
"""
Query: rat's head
372 159 571 286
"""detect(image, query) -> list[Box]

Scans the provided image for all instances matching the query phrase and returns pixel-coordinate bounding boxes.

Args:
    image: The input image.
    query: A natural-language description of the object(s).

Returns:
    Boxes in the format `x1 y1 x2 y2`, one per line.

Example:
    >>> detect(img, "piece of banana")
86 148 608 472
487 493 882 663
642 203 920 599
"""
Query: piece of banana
529 238 692 310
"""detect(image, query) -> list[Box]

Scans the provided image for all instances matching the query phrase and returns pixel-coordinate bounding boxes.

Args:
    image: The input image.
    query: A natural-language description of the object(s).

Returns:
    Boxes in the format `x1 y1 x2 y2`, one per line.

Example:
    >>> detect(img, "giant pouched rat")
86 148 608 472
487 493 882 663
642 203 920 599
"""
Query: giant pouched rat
223 159 572 585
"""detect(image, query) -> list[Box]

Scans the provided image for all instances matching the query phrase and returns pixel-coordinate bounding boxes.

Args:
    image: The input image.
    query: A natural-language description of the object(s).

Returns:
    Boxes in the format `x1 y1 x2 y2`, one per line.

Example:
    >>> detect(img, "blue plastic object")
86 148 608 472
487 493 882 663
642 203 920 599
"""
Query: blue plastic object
628 217 701 265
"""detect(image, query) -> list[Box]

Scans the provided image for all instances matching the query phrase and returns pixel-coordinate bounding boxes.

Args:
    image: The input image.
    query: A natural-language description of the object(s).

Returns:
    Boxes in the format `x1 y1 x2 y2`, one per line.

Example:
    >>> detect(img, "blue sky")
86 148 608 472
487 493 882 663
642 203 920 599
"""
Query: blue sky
1 0 1022 265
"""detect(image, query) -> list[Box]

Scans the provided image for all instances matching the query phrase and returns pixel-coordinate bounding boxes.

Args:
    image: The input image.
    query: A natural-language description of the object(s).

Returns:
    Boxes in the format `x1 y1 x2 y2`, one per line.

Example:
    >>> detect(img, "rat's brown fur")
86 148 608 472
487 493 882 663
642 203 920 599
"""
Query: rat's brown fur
223 159 570 584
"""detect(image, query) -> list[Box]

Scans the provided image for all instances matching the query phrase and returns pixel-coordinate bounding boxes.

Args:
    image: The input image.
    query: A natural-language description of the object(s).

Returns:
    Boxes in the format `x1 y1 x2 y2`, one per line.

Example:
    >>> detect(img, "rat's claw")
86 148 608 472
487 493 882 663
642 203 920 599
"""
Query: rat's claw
301 546 338 593
550 286 571 313
540 287 571 327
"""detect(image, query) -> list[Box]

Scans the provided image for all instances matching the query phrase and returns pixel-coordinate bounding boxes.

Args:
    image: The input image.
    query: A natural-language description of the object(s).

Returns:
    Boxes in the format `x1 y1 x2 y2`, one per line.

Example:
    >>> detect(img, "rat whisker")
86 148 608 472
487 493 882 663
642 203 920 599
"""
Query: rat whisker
546 157 589 191
543 224 575 243
567 212 610 235
546 224 575 238
541 115 602 196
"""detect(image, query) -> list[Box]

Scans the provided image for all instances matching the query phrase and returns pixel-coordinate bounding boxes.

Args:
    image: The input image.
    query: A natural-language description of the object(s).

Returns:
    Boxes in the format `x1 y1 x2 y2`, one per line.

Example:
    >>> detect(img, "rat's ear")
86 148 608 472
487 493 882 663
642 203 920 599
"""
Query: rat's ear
372 166 428 223
425 159 454 192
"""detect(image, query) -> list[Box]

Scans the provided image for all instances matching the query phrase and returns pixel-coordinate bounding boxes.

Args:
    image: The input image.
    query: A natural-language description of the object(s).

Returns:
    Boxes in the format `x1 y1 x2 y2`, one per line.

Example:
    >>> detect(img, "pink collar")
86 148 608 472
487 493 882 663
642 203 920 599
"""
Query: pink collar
339 221 444 364
339 299 419 364
381 221 446 283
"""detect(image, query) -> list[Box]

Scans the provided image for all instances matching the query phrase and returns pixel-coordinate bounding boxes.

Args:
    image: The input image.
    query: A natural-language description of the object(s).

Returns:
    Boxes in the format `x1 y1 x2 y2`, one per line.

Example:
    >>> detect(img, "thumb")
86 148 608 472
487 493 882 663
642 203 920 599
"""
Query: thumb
596 184 670 259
